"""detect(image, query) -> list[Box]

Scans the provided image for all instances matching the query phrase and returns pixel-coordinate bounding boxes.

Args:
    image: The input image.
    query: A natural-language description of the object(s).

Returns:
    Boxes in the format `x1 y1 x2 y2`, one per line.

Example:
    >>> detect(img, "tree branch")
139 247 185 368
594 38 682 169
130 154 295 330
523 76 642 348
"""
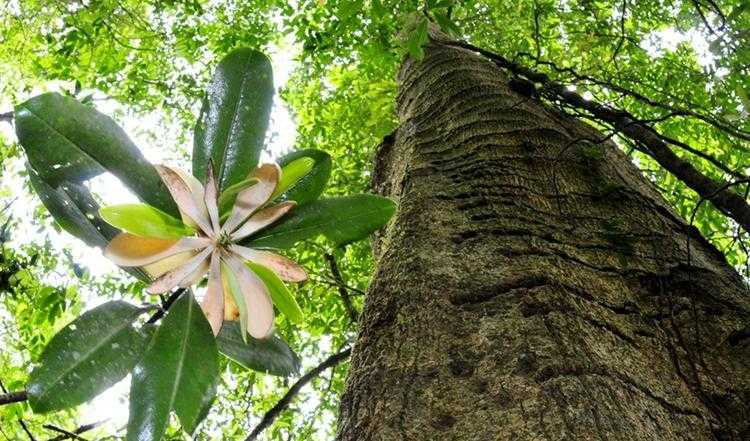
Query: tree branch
18 419 36 441
324 253 359 323
44 420 105 441
244 347 352 441
448 40 750 233
145 287 186 324
0 111 12 124
0 390 27 406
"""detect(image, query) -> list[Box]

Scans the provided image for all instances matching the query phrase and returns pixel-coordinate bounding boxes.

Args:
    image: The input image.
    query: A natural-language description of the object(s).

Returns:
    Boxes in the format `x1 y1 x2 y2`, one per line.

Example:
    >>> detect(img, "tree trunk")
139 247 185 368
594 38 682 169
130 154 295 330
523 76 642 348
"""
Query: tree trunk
336 35 750 441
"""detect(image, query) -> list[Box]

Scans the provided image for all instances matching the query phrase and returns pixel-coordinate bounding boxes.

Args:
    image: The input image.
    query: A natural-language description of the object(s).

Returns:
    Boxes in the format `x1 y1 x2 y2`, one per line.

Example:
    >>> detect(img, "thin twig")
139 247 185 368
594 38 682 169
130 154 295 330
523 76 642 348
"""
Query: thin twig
18 419 35 441
43 425 89 441
244 347 352 441
145 288 186 324
44 420 106 441
324 254 359 323
0 111 12 124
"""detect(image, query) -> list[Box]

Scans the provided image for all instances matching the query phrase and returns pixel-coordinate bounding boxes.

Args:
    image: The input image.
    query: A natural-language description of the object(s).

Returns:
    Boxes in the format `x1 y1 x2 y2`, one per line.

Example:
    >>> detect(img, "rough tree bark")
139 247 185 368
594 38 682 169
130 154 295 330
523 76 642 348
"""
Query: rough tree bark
336 34 750 440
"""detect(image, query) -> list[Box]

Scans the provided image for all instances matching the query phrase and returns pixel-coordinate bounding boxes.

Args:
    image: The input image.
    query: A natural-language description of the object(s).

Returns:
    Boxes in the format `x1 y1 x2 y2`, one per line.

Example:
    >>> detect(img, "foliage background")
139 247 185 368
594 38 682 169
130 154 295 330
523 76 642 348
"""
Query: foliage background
0 0 748 439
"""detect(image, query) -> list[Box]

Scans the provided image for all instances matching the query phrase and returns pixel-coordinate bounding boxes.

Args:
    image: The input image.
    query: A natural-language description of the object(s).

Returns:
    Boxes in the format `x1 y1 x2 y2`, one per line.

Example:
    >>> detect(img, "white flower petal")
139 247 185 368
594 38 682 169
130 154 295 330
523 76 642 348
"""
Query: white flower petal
222 163 280 234
104 233 210 267
201 251 224 336
230 201 295 242
156 165 213 236
204 164 221 234
223 253 275 339
229 245 307 282
146 246 213 294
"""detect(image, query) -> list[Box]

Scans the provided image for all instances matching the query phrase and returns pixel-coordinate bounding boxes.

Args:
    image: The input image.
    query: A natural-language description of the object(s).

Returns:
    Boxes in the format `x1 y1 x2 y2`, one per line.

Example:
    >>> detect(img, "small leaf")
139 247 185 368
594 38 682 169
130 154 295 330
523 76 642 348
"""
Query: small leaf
100 204 194 239
193 48 274 192
247 261 303 323
127 292 219 440
216 321 300 376
274 149 332 206
271 157 314 201
246 195 396 249
27 301 148 413
15 92 178 216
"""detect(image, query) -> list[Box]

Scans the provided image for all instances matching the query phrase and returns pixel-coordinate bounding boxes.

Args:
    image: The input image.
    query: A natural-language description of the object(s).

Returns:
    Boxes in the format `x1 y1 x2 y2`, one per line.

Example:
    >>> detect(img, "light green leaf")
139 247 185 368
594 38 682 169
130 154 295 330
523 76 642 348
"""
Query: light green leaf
15 92 178 216
127 292 219 440
99 204 194 239
274 149 332 206
271 157 315 201
193 48 274 192
246 195 396 249
247 261 303 323
221 260 250 342
217 177 258 216
27 301 148 413
216 321 300 376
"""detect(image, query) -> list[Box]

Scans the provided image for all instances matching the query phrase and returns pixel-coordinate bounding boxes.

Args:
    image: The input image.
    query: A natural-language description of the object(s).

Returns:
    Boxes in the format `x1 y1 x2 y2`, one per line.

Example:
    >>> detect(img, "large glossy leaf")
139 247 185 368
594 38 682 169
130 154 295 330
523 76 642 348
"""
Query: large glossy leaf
15 92 178 216
216 321 300 376
99 204 194 239
274 149 331 206
27 301 148 413
27 165 117 250
127 292 219 440
245 195 396 249
193 48 274 192
247 261 303 323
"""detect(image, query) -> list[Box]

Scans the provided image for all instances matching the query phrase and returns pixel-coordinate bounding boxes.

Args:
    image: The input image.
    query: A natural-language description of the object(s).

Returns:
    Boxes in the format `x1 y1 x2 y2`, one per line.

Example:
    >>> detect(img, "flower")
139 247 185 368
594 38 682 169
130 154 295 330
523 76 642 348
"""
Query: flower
101 163 307 339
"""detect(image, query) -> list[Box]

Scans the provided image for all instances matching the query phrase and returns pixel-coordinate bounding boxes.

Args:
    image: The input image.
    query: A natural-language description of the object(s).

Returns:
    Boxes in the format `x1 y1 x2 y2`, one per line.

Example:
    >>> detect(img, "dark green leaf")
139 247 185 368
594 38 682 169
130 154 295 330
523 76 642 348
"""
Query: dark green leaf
127 292 219 440
216 321 300 376
246 194 396 249
27 301 148 413
193 48 274 192
275 149 332 206
15 92 178 216
27 165 117 250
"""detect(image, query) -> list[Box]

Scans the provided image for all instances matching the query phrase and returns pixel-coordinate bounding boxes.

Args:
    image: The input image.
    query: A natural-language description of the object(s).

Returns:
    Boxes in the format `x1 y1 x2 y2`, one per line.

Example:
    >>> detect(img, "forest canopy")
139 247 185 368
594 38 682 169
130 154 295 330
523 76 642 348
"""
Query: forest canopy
0 0 748 440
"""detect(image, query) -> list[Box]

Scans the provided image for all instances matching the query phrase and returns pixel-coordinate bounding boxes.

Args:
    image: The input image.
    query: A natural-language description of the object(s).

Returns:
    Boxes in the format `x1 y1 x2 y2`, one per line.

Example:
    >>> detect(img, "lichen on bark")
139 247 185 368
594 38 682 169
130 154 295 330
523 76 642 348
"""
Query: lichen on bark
336 34 750 441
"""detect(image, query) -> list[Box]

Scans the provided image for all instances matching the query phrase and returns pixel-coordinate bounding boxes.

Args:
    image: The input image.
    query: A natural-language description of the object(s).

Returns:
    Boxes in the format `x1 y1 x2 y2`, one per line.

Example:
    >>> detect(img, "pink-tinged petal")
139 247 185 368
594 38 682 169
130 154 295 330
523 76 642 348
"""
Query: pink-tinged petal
201 252 224 335
144 252 196 278
230 201 296 242
229 245 307 282
104 233 210 267
222 163 280 234
146 246 214 294
224 254 275 339
156 165 213 236
204 164 221 234
179 257 209 288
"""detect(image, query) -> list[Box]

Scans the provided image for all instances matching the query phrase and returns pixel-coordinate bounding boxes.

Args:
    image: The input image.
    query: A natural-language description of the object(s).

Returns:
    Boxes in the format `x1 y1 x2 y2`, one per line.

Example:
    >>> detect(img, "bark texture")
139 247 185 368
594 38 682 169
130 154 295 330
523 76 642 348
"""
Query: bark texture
336 36 750 441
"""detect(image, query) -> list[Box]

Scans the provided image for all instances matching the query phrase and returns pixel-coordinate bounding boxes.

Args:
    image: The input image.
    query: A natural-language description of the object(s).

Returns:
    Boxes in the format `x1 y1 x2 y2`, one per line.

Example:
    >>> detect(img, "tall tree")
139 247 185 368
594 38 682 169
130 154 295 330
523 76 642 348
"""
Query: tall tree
337 31 750 440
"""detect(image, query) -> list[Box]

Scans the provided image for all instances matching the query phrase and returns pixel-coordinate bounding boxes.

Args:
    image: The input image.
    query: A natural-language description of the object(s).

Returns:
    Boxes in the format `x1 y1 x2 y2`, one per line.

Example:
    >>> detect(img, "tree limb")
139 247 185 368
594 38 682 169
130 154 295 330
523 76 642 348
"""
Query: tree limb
0 390 27 406
44 420 105 441
448 40 750 233
244 347 352 441
0 111 12 123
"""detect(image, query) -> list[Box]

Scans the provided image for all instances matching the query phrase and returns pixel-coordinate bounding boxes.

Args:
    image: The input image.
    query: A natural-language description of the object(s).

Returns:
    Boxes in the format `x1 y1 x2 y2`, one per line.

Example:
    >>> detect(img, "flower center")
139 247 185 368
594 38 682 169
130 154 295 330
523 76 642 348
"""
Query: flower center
216 231 233 248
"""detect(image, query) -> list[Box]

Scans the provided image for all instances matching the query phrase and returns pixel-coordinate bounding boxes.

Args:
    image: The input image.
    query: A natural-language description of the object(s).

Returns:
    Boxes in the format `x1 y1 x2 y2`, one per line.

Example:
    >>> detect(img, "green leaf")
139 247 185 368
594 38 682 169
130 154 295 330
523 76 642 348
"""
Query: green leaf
27 301 148 413
407 18 429 60
271 157 314 201
127 292 219 440
216 321 300 376
14 92 178 217
217 177 258 216
27 165 117 249
246 194 396 249
220 260 250 342
247 261 303 323
99 204 194 239
274 149 332 206
193 48 274 192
